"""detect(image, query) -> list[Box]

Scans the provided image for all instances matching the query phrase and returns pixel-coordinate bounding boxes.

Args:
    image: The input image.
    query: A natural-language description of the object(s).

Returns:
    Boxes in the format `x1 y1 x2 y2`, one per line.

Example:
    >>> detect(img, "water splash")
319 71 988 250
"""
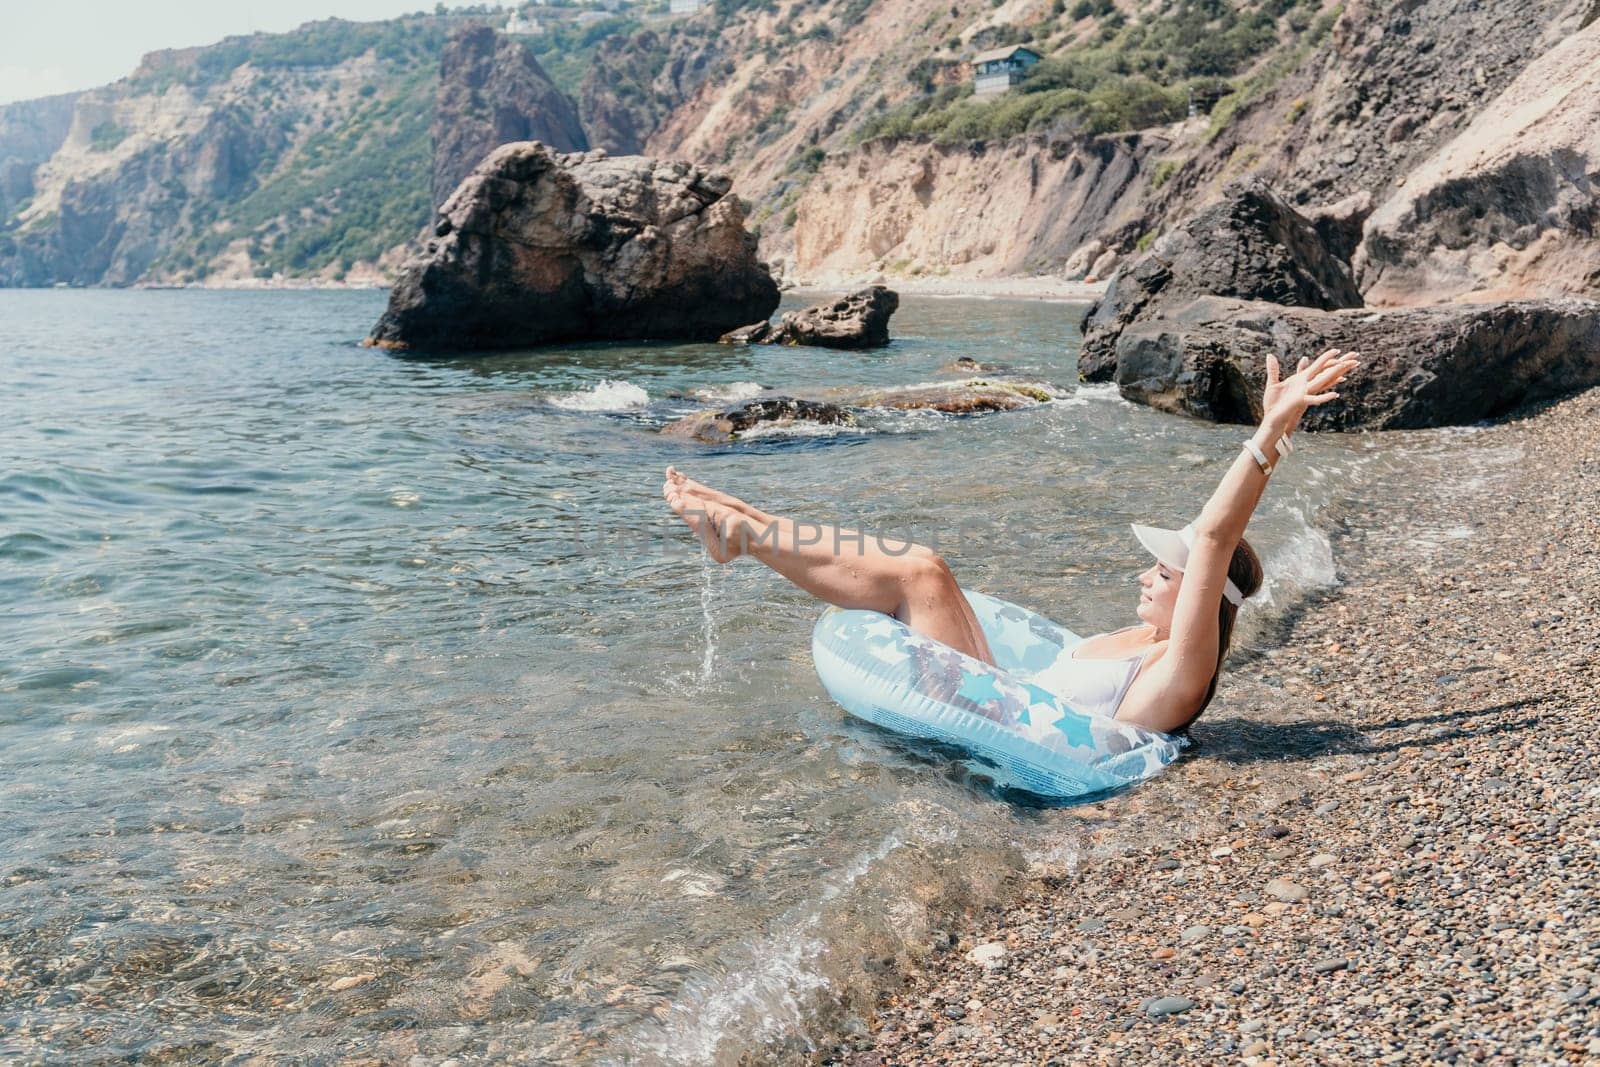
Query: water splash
549 379 651 411
697 560 718 686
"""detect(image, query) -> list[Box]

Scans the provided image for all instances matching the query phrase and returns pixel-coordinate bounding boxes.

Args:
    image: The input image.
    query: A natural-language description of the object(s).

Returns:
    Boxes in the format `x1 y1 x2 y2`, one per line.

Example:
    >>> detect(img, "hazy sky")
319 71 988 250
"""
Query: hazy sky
0 1 456 106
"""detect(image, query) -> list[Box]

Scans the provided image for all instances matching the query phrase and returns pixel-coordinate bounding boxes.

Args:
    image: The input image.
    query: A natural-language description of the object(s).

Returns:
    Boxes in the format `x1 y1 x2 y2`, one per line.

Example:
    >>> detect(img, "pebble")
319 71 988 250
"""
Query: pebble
1180 925 1210 943
965 942 1006 967
1144 996 1194 1017
846 391 1600 1067
326 973 375 992
1263 878 1309 903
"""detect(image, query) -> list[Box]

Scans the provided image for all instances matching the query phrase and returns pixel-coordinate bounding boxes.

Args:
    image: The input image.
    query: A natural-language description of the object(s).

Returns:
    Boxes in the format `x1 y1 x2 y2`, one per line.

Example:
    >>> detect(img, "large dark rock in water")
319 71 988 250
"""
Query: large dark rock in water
367 141 780 351
431 27 588 211
720 285 899 348
1079 179 1364 380
1108 296 1600 430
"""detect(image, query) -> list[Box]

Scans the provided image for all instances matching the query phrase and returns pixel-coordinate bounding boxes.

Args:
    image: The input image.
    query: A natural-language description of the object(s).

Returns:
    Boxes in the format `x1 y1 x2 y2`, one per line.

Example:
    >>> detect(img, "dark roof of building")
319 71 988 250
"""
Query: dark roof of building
971 44 1042 64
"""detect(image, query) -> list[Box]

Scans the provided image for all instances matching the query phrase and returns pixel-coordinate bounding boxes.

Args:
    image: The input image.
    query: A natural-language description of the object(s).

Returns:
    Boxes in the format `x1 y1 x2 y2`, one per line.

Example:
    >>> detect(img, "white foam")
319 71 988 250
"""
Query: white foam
736 420 866 440
694 381 766 403
549 379 650 412
1071 382 1121 399
1252 520 1338 609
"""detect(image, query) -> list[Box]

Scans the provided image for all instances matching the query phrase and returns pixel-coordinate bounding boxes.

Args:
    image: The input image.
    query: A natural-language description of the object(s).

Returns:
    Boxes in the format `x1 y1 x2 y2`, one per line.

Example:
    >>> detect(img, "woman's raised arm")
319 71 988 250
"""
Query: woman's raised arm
1127 348 1362 718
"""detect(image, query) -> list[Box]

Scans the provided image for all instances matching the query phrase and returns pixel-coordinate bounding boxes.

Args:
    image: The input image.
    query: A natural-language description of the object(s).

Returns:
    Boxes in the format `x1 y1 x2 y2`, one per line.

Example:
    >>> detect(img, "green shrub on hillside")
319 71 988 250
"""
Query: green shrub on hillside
89 122 128 152
855 0 1321 144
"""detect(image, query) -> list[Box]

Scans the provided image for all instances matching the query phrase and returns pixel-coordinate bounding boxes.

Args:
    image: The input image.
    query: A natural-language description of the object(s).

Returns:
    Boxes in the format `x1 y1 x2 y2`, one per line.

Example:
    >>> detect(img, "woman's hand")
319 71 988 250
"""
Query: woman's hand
1262 347 1361 431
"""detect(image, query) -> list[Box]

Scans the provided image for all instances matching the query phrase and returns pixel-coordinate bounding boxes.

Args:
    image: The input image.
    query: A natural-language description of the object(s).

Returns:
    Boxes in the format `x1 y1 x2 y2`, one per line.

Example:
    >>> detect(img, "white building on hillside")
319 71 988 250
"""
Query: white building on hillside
505 10 542 34
670 0 705 13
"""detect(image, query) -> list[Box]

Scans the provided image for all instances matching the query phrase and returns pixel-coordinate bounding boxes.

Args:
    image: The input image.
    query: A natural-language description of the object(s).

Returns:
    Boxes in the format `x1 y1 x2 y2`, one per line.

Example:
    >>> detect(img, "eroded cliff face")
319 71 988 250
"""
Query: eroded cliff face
3 0 1594 299
771 0 1596 294
791 134 1154 283
0 93 79 224
1356 18 1600 305
432 26 588 210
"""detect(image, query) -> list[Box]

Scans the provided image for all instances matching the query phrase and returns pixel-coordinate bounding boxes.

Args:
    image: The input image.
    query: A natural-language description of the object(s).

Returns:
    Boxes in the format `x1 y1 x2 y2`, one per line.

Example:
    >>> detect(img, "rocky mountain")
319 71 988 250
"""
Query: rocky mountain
0 11 633 287
2 0 1595 303
0 19 456 286
0 93 79 224
431 25 587 210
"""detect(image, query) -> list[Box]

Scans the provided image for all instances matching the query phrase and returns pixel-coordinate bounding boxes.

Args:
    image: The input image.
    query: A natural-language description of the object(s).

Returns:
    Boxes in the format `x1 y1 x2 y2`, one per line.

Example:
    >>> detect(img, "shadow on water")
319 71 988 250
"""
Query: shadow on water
1191 694 1552 764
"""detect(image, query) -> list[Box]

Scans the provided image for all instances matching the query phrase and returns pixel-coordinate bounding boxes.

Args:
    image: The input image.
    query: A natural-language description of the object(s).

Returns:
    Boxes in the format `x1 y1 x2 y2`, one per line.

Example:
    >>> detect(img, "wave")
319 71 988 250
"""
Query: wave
692 381 767 404
736 420 869 441
549 379 651 412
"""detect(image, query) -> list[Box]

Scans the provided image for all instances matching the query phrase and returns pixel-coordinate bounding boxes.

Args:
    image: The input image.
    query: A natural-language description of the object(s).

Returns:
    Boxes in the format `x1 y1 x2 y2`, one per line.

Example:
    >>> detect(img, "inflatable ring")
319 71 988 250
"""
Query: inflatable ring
811 590 1184 800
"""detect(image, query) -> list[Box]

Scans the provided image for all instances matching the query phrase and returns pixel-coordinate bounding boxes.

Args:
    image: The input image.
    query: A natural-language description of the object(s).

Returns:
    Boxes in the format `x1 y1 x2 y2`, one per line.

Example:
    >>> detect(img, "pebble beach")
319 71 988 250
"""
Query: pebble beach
819 387 1600 1066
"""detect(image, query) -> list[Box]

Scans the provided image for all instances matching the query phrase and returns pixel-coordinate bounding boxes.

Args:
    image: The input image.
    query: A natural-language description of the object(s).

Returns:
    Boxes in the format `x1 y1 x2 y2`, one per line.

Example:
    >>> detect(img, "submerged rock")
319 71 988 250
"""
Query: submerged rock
1109 296 1600 429
366 141 779 351
660 378 1059 442
1079 178 1363 380
660 397 856 443
836 378 1058 413
720 285 899 348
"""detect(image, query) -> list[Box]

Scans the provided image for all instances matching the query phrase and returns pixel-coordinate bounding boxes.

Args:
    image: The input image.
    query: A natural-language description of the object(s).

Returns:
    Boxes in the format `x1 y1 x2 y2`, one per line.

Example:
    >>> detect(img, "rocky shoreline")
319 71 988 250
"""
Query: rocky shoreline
812 386 1600 1066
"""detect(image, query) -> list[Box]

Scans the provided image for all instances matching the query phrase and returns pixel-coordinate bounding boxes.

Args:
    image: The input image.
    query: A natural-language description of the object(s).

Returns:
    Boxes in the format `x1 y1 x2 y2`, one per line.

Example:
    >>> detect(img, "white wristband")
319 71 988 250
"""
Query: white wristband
1243 439 1273 474
1275 434 1293 459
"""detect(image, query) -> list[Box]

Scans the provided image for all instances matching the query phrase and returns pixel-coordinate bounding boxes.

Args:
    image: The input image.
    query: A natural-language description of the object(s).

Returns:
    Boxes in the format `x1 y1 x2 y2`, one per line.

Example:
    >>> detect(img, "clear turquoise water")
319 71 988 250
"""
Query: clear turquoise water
0 289 1410 1063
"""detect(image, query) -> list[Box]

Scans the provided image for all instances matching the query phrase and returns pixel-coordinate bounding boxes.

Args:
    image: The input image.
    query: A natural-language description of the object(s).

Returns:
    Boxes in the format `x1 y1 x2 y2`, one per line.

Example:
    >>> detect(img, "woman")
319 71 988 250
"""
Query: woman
663 348 1360 735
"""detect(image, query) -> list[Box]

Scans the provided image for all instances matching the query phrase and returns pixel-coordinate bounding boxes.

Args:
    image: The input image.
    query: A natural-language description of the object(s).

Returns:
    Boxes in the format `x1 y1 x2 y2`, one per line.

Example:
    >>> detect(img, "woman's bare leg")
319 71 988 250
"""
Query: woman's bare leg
663 469 994 664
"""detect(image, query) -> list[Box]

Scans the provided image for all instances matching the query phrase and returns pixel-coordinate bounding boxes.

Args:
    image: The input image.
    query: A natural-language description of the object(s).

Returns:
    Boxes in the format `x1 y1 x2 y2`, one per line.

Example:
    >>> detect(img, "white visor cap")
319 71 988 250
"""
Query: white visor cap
1131 521 1246 607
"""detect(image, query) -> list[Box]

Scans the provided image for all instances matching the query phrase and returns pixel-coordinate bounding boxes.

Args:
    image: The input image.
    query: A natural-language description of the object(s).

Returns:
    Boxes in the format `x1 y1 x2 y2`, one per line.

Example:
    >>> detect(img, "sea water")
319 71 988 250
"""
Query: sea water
0 289 1491 1062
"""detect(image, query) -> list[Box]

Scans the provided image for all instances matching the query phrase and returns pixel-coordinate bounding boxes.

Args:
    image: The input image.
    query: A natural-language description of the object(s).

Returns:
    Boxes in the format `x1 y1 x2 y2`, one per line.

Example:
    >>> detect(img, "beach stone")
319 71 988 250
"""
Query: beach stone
1145 996 1195 1017
1243 1040 1270 1056
366 142 778 351
1314 801 1341 816
1312 958 1350 974
327 973 376 992
966 942 1007 967
1264 879 1310 903
1308 853 1338 867
1240 1019 1266 1034
1181 925 1211 943
1076 917 1107 933
1262 825 1291 840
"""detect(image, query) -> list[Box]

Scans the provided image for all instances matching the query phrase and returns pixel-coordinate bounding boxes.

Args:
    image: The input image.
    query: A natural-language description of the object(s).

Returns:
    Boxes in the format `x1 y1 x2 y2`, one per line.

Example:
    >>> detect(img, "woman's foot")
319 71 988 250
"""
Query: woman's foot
664 467 772 526
663 477 745 564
